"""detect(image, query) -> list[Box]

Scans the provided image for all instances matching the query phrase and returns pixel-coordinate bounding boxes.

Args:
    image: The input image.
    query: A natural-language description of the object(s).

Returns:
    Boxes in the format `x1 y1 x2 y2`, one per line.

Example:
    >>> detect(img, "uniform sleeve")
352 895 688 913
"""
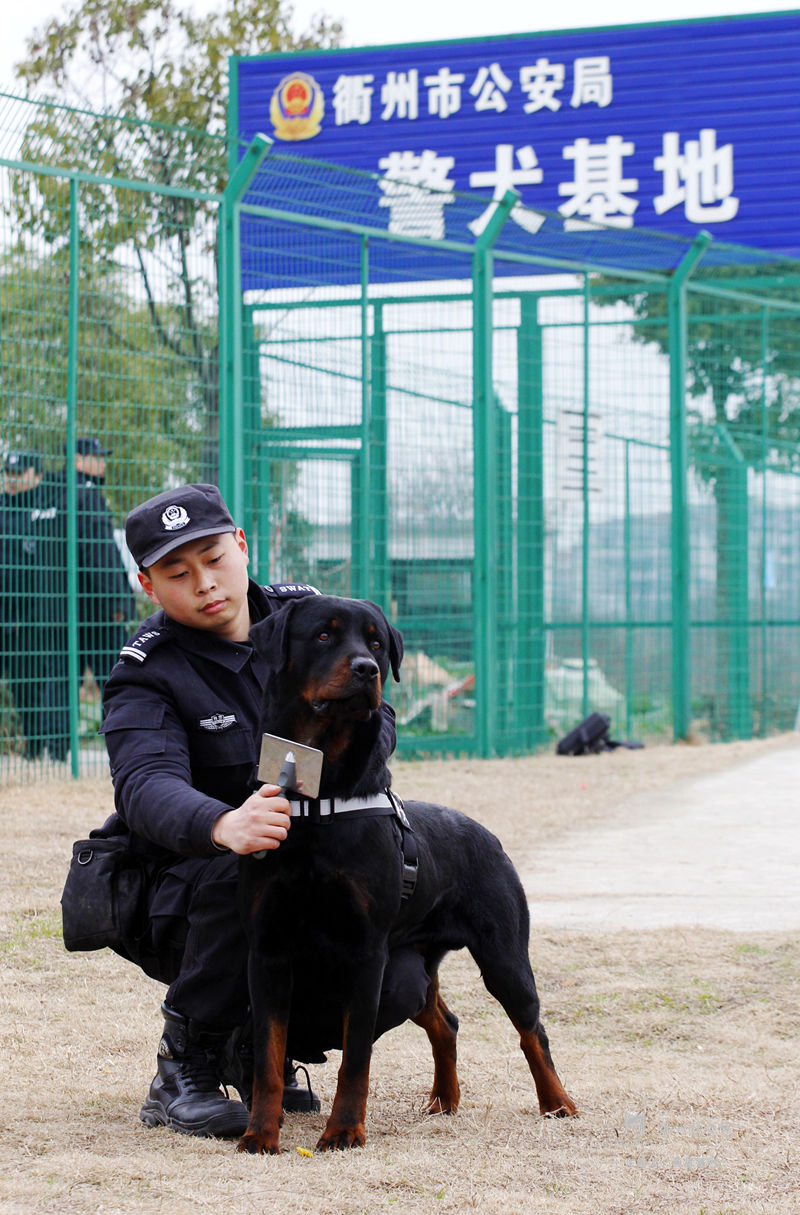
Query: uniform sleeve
101 662 234 858
78 485 136 618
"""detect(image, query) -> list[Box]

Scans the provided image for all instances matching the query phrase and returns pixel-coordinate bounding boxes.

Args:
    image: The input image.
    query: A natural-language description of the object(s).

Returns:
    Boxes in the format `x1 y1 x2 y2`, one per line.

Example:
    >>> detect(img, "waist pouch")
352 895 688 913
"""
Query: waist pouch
61 835 146 952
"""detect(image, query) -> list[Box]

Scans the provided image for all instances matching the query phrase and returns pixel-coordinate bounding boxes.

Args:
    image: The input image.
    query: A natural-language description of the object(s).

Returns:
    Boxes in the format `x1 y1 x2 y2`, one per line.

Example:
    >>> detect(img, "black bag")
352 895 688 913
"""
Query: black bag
61 832 146 953
556 711 644 756
556 712 612 756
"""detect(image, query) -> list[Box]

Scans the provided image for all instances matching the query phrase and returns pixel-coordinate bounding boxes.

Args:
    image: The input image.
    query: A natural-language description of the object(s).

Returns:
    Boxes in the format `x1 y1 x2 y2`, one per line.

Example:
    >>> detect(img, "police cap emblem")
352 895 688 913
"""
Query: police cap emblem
161 504 190 532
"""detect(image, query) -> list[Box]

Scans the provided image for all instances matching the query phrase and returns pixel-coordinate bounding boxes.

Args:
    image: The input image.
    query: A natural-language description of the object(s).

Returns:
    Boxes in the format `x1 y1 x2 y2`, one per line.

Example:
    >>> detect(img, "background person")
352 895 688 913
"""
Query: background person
56 436 136 692
0 449 69 761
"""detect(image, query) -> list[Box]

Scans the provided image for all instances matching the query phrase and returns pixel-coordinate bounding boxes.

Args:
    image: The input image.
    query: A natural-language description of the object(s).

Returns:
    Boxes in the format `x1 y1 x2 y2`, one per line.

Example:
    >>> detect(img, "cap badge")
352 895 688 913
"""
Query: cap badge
161 504 190 532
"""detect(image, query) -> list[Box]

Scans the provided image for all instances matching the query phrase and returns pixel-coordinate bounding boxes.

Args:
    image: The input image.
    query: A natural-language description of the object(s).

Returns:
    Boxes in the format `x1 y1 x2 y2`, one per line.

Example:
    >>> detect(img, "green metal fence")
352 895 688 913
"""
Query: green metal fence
1 94 224 778
3 93 800 781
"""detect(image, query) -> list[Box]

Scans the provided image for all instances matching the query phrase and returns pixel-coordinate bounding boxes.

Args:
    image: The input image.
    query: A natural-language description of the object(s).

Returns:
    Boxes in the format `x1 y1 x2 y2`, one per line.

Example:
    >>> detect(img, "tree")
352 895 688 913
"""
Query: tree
15 0 342 146
0 250 218 513
9 0 343 480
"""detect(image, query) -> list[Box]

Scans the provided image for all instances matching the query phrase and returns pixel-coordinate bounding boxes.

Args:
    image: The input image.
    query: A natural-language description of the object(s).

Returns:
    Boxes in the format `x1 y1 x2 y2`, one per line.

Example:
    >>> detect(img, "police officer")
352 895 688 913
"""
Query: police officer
55 436 135 691
0 450 69 760
96 484 427 1138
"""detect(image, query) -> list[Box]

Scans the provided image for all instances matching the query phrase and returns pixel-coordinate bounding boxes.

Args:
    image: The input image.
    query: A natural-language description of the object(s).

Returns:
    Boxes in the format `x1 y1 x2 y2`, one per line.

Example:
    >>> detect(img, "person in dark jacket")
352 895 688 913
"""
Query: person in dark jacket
0 449 69 761
55 437 136 691
97 483 427 1139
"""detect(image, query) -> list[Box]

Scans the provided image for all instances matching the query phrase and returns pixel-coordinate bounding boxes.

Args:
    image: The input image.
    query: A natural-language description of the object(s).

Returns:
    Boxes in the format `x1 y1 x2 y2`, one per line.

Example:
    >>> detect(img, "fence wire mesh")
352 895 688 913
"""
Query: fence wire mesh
3 96 800 780
1 94 223 778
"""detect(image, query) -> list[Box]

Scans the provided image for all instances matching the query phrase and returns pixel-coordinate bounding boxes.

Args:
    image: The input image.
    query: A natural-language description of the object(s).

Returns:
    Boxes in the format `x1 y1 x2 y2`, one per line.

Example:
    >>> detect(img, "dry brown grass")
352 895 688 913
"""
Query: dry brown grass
2 735 799 1213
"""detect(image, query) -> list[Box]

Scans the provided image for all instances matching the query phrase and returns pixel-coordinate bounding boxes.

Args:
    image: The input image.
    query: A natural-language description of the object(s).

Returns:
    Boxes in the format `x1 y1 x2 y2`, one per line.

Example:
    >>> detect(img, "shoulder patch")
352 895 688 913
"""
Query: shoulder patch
119 628 168 664
264 583 322 599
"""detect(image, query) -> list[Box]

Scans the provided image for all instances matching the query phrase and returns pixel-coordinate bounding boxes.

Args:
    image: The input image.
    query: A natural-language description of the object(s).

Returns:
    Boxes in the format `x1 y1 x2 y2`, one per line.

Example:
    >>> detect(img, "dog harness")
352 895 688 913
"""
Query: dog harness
280 789 418 901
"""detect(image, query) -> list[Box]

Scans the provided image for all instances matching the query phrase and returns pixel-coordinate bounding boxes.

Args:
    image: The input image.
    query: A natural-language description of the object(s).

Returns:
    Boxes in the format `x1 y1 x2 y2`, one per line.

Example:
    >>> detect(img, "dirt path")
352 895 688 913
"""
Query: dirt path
524 742 800 931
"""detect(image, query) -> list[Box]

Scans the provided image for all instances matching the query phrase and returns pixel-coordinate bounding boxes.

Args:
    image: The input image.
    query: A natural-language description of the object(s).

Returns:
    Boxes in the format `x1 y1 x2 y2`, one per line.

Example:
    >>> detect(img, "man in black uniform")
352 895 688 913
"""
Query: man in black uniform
0 449 69 760
68 437 136 690
99 483 427 1138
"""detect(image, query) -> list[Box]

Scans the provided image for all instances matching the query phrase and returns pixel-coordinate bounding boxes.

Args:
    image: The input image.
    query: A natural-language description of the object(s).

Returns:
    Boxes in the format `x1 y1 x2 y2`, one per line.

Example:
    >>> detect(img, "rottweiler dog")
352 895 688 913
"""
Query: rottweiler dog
237 595 576 1154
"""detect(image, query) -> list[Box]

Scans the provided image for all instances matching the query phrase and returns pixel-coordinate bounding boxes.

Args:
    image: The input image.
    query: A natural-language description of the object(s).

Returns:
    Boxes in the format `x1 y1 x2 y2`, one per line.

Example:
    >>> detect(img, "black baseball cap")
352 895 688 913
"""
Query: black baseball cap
4 449 42 474
74 436 111 456
125 483 237 569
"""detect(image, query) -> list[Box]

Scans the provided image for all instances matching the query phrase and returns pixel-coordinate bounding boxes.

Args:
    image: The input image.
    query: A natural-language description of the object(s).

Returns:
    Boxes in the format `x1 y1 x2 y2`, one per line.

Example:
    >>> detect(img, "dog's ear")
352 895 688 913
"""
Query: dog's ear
250 600 299 675
387 620 403 682
365 600 404 683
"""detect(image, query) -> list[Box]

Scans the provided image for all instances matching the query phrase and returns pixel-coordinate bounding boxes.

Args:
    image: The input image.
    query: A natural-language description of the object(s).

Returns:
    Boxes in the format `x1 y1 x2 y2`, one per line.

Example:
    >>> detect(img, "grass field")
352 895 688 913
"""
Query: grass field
2 735 798 1214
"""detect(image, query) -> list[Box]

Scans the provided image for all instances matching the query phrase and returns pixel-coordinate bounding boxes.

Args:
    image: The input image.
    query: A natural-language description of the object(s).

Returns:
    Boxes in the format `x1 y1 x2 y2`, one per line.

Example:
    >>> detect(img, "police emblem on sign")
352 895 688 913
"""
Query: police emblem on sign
161 504 190 531
269 72 324 141
199 712 237 732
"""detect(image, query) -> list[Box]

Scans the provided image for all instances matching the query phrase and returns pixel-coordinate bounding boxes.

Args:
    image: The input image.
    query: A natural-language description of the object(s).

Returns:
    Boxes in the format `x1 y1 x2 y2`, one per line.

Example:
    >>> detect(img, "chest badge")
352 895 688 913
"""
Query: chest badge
199 712 237 732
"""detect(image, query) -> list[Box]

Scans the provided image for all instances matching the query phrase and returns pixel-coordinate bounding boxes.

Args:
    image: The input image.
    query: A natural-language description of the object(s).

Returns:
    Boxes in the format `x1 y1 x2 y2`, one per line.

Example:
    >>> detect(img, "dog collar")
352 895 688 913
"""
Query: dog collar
286 793 394 818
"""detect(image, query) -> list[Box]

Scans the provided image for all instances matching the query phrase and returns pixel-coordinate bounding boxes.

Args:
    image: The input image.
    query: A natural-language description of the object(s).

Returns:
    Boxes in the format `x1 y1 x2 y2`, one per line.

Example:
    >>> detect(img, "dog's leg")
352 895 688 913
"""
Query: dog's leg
413 971 460 1115
316 956 385 1151
238 953 292 1155
515 1016 577 1118
476 945 576 1118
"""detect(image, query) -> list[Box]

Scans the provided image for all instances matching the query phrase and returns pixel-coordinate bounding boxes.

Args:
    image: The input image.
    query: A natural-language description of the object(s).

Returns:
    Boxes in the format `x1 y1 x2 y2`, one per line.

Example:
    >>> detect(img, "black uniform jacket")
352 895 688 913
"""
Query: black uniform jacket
100 580 396 864
52 469 136 623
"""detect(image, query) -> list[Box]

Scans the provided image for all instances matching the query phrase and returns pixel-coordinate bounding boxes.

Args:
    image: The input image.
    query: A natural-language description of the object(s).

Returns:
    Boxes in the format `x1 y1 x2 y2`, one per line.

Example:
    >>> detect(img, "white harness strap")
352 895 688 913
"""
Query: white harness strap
286 793 394 818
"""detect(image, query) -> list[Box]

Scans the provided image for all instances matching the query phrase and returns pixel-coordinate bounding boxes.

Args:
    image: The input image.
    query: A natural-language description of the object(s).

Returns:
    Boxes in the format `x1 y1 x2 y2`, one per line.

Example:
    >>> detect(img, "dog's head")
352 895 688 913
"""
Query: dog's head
250 595 403 755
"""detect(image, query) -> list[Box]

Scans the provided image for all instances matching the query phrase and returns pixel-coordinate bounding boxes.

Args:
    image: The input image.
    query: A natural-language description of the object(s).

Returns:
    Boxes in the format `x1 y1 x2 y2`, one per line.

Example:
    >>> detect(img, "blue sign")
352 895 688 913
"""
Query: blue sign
233 12 800 258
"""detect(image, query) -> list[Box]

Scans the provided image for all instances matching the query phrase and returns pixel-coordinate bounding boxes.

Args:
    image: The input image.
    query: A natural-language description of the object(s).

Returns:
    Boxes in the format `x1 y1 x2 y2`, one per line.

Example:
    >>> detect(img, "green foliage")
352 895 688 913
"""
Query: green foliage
0 249 215 509
6 0 341 494
14 0 342 152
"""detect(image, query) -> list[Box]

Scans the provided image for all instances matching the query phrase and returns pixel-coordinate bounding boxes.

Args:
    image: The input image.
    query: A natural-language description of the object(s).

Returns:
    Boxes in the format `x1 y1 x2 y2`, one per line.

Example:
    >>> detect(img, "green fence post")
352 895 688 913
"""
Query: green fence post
65 176 81 775
516 293 546 749
581 274 591 715
713 425 751 740
352 234 372 601
219 133 272 524
669 231 711 740
759 306 769 734
496 396 514 746
371 300 390 614
241 301 261 534
623 438 633 738
472 189 517 756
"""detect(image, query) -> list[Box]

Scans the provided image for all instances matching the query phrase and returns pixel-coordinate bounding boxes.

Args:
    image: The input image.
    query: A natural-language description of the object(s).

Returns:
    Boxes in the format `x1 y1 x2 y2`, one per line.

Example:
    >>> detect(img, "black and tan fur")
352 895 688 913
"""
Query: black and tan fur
237 595 576 1154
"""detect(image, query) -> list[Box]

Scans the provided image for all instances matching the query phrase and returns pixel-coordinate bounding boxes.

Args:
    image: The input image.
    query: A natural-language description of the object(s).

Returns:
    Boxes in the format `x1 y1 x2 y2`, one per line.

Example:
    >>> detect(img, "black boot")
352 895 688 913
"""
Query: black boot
282 1057 321 1114
223 1017 321 1113
139 1003 250 1138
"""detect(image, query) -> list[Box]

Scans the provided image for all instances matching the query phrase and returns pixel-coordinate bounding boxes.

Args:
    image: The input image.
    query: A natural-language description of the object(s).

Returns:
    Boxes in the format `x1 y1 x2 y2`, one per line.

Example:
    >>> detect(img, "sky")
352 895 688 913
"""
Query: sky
1 0 799 87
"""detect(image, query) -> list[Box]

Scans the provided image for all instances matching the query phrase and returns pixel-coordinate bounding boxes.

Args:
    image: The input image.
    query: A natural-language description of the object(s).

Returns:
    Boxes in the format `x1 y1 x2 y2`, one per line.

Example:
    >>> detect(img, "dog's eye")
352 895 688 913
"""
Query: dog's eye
317 631 330 642
371 639 382 651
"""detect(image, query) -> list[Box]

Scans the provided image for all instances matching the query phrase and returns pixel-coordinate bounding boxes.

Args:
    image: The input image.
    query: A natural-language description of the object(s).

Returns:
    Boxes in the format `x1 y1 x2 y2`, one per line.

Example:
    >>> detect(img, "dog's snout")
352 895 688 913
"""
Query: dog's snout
351 655 379 683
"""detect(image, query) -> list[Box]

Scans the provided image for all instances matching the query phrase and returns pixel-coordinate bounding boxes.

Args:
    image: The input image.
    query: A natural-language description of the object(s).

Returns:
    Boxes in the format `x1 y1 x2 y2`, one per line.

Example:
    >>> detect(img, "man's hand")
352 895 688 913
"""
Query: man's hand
212 784 291 854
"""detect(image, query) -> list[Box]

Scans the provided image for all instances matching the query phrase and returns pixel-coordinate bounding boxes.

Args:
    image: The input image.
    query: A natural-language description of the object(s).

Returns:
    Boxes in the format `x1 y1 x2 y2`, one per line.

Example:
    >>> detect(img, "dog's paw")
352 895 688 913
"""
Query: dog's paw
541 1097 578 1118
423 1097 458 1116
237 1131 281 1155
316 1123 366 1151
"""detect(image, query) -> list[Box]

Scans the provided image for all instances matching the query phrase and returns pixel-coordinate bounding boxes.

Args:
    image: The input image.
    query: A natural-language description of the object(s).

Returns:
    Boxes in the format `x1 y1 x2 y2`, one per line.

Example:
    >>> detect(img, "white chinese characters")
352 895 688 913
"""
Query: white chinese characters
320 56 741 239
332 56 615 125
558 136 638 229
377 150 456 240
654 129 739 223
468 145 546 236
